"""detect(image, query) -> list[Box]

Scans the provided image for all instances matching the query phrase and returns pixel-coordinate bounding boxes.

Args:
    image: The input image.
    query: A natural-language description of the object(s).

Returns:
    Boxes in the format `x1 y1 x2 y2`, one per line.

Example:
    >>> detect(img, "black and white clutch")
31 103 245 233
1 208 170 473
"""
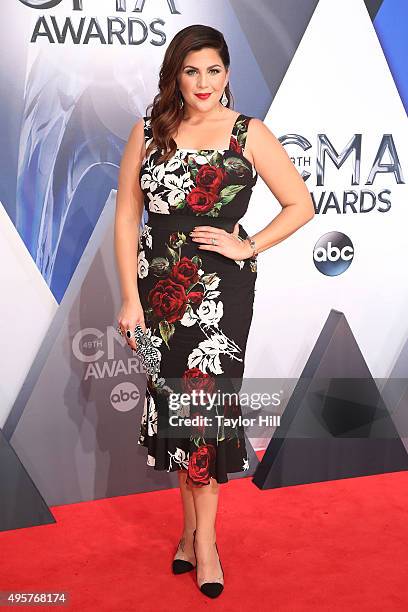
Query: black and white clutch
117 324 160 376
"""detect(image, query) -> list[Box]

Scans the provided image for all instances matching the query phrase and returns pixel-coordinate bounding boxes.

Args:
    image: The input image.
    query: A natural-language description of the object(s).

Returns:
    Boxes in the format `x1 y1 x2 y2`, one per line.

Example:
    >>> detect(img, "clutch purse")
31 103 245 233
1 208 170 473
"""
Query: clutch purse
117 324 160 376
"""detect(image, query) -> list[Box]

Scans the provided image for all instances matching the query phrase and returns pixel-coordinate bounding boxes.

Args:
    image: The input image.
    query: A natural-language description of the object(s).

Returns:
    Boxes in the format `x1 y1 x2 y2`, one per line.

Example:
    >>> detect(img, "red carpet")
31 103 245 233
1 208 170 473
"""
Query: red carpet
1 462 408 611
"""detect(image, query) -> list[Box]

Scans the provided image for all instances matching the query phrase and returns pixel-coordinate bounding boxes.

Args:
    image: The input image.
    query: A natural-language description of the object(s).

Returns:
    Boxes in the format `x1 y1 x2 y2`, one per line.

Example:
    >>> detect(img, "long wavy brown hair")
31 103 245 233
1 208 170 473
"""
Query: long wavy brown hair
145 24 234 164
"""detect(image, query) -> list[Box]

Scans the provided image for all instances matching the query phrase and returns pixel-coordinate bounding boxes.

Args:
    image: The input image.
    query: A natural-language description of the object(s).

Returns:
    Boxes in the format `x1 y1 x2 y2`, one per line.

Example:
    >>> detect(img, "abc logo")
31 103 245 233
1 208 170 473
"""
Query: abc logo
313 232 354 276
110 382 140 412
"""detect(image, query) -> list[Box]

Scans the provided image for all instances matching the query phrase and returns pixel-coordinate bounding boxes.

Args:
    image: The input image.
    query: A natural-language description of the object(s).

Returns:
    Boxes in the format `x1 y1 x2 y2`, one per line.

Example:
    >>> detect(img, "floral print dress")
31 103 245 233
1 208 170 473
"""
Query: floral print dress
137 113 258 487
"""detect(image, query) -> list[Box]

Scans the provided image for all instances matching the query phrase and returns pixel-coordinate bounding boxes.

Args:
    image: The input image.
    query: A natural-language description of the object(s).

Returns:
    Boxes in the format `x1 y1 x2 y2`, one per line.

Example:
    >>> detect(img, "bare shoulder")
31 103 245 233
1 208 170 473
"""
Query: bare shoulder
246 117 291 165
126 117 145 154
120 117 146 170
118 117 146 194
245 117 281 168
247 117 280 147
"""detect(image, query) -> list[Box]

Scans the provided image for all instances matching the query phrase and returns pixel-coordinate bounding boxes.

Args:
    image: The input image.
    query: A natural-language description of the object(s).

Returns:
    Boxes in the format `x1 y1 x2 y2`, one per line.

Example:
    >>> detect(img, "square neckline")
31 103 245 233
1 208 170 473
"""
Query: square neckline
142 112 258 178
174 112 244 152
174 112 257 177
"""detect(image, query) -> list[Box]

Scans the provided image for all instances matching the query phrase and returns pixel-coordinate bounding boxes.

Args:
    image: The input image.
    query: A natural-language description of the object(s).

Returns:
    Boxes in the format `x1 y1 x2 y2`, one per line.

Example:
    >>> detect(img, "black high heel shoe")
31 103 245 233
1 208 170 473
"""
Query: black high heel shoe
172 530 197 574
193 530 224 598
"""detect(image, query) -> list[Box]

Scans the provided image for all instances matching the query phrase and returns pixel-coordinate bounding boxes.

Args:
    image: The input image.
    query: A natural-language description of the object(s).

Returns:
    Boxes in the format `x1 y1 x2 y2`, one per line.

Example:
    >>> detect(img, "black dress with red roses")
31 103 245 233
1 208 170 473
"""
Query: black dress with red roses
137 113 258 487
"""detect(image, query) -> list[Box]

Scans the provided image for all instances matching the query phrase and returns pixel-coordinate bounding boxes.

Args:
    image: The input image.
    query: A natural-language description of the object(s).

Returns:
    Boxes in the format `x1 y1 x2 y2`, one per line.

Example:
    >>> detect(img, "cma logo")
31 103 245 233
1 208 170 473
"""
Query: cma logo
18 0 179 45
283 133 405 214
17 0 180 11
282 133 404 186
313 232 354 276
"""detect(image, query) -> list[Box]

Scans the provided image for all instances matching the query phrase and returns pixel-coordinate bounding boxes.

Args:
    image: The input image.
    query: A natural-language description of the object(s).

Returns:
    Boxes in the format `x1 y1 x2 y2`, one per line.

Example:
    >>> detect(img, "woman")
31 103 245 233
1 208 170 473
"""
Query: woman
115 24 314 598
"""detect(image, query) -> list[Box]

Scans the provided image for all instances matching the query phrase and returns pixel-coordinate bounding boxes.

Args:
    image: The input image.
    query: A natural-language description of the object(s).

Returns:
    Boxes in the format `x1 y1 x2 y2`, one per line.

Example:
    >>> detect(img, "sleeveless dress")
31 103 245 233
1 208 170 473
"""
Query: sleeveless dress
136 112 258 487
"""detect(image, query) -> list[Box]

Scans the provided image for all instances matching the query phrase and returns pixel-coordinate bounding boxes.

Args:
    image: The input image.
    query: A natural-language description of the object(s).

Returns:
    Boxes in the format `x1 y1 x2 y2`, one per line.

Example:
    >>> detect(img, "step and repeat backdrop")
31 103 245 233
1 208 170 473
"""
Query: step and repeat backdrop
0 0 407 509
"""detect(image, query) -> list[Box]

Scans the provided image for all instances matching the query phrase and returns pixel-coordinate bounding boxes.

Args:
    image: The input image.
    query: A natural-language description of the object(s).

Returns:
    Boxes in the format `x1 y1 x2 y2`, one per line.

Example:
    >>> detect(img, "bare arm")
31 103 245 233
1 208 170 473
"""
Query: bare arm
115 118 145 301
247 118 315 253
114 118 146 345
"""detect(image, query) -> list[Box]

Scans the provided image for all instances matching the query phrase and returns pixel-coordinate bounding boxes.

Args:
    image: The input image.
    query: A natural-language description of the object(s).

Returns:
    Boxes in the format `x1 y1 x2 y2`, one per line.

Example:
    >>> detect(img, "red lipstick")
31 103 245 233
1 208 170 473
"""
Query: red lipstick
195 93 211 99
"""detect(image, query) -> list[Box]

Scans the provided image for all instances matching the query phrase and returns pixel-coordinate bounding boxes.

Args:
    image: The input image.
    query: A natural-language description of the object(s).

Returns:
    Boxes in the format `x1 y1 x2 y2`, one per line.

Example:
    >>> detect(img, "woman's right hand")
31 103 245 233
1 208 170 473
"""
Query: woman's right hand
117 298 146 351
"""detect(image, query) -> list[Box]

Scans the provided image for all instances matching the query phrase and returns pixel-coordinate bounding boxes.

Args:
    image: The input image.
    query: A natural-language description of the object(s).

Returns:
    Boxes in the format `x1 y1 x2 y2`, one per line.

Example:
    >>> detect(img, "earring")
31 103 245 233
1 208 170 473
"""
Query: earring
179 94 184 108
221 89 228 106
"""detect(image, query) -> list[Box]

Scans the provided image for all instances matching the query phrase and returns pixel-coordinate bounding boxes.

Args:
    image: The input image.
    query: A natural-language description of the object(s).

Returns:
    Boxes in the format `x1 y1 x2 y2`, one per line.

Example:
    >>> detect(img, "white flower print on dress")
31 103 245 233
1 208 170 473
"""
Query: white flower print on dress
138 250 149 278
188 331 243 375
141 146 195 213
205 290 221 300
168 447 189 471
147 393 158 436
201 273 221 291
179 306 198 327
196 299 223 327
141 224 153 249
140 163 165 192
146 192 170 214
163 170 195 208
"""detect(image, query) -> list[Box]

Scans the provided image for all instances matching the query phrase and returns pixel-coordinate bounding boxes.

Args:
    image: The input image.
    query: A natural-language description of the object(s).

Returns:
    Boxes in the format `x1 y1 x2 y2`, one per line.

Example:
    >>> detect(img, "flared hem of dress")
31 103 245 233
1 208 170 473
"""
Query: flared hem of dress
138 384 250 487
137 435 250 487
